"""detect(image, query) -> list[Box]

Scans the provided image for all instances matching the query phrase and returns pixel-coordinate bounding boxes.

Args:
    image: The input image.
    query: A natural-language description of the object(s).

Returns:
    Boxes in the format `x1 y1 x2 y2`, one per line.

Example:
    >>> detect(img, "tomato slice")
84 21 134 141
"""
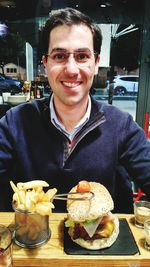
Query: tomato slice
77 180 91 193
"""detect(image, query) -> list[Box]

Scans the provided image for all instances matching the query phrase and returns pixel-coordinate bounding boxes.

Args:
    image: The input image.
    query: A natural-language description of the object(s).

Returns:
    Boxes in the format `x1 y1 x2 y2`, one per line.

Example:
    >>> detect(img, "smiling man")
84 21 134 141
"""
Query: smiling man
0 8 150 213
42 15 100 133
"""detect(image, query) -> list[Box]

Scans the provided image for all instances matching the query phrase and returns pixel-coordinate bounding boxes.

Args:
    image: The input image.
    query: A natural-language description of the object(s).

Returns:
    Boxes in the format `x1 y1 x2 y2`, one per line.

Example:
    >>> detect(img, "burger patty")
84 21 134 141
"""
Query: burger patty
72 220 115 240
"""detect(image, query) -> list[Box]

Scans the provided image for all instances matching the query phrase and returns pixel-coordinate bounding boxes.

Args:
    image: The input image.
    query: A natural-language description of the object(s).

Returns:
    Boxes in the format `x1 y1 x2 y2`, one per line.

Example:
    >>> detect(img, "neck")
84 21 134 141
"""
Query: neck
53 96 89 133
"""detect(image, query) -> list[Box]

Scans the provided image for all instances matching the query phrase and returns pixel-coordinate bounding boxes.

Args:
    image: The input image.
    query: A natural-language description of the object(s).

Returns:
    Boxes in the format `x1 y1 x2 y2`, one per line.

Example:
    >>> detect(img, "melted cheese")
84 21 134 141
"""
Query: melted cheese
82 217 103 238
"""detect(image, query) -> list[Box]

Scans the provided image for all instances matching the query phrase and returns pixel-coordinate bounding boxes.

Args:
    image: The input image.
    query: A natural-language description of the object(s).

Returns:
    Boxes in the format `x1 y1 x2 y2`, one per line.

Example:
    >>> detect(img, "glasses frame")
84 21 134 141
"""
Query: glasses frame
45 49 98 66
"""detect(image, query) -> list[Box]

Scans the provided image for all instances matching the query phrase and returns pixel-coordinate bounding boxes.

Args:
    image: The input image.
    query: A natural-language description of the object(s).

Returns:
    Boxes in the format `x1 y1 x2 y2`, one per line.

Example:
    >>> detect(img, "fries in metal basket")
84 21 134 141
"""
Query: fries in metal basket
10 180 57 216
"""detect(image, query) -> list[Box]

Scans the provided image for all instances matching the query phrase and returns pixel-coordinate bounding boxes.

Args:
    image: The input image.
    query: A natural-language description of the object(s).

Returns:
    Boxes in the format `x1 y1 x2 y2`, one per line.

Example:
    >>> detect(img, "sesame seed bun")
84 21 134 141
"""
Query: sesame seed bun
67 182 114 222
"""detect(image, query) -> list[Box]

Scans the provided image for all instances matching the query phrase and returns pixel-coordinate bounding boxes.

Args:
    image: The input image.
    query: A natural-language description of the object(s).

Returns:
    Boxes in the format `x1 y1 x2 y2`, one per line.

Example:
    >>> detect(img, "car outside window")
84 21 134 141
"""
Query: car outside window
112 75 139 96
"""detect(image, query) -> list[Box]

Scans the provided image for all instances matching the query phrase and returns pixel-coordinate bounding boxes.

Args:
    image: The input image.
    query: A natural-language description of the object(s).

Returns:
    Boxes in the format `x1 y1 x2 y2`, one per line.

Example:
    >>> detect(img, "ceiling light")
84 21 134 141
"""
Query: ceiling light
99 0 112 8
100 4 106 8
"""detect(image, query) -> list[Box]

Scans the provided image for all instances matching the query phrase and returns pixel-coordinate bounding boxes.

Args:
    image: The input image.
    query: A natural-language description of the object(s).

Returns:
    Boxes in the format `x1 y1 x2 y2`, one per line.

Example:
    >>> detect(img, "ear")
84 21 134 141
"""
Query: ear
42 55 47 74
94 54 100 75
42 55 47 65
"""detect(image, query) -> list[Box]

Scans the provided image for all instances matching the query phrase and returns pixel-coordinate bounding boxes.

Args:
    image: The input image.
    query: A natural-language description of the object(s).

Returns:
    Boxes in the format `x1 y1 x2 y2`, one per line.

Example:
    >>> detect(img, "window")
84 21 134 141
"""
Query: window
6 68 17 74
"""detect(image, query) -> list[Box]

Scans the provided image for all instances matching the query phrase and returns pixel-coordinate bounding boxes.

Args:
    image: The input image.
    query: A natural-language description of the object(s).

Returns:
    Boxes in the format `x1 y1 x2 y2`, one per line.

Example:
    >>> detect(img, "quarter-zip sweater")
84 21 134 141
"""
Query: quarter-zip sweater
0 95 150 213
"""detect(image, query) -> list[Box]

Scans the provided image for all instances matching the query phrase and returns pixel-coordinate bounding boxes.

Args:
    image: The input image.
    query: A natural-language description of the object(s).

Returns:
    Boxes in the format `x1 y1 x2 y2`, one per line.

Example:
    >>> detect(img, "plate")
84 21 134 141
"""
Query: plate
7 95 27 106
64 219 139 255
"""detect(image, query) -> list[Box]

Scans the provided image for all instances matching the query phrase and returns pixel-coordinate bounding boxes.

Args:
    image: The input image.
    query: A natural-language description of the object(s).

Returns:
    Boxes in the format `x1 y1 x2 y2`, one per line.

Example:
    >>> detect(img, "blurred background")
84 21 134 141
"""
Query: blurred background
0 0 150 129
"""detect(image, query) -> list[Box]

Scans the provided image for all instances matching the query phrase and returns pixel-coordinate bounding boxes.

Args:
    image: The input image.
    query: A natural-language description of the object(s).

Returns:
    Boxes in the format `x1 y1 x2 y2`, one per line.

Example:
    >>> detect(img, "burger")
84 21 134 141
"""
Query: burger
65 181 119 250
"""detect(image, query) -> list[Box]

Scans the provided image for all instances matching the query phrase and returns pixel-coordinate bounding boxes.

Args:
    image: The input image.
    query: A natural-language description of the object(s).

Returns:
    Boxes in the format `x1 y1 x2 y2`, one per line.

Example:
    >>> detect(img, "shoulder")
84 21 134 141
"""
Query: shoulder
91 97 144 137
0 97 50 128
4 97 49 116
91 97 132 122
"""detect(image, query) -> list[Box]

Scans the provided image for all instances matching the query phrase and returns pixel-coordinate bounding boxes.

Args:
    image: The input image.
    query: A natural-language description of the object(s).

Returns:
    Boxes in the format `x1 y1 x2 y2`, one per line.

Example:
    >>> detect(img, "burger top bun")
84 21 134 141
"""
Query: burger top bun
67 182 114 222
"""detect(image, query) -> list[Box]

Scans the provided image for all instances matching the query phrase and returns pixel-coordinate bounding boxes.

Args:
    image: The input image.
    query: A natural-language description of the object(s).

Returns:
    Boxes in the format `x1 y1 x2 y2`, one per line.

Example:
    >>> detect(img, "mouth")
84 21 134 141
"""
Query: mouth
61 81 82 88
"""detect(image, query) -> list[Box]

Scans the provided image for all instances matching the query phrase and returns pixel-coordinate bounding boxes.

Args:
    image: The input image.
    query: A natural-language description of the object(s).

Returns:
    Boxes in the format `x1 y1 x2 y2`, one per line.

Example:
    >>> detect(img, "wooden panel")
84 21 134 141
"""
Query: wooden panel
0 212 150 267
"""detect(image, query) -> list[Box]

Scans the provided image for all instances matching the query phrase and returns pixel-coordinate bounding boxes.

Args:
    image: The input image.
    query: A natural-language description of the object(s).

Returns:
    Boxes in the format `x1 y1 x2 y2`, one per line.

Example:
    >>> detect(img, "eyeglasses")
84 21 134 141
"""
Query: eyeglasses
46 49 98 66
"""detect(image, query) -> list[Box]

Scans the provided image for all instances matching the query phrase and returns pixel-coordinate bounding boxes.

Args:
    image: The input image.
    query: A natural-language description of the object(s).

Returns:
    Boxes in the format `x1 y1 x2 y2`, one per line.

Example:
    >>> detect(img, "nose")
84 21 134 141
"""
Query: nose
64 55 79 75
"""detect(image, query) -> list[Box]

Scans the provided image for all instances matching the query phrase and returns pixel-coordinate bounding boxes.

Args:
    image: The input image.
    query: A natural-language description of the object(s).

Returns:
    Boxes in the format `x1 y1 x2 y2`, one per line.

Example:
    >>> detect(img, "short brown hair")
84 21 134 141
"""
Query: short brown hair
40 8 102 57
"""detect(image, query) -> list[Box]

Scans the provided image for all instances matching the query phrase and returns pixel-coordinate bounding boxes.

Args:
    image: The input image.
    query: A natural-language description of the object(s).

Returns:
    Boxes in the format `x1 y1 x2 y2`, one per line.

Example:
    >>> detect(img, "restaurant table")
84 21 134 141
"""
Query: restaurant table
0 212 149 267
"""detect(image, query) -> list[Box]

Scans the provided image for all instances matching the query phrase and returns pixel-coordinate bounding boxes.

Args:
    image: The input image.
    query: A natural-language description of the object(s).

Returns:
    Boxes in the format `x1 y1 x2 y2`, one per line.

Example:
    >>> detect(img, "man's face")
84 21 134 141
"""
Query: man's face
43 24 100 107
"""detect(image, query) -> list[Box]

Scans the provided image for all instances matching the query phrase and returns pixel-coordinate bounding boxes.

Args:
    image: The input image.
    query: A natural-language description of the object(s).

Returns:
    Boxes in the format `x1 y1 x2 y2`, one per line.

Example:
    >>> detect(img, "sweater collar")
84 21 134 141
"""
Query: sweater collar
42 91 105 126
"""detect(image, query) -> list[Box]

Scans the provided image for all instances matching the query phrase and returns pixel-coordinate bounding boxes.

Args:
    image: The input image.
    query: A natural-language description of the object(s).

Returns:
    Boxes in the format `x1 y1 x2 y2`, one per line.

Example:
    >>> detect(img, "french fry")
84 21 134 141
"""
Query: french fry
17 180 49 190
25 191 35 212
13 192 20 206
10 180 26 208
17 203 26 210
35 190 46 202
10 180 18 193
18 190 26 206
35 187 43 193
10 180 57 215
29 190 39 204
35 202 54 216
10 180 57 244
45 188 57 201
15 212 27 225
16 224 29 236
27 227 40 241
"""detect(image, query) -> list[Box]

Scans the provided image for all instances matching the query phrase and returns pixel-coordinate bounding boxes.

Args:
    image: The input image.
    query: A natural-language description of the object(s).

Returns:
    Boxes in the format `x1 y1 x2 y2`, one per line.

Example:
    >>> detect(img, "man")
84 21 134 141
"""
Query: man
0 8 150 212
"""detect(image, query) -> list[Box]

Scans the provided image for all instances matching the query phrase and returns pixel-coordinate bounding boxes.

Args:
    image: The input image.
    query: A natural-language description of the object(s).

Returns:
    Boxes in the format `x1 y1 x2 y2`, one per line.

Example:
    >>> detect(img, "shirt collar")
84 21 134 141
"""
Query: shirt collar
50 94 91 139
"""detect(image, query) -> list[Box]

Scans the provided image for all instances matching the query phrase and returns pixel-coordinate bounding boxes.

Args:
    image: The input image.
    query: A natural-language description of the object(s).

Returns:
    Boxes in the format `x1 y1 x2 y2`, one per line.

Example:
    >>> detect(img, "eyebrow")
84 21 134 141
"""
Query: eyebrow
50 48 92 53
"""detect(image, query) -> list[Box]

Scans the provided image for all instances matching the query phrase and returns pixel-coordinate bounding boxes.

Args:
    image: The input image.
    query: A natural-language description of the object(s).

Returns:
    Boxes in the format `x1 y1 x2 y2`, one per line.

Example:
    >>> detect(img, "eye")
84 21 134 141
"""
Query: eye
76 52 90 61
52 53 67 60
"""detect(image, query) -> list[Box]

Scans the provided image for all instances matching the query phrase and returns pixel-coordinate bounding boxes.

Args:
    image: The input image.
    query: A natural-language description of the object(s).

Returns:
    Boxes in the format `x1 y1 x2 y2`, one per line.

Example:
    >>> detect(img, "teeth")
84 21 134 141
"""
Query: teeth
62 82 80 88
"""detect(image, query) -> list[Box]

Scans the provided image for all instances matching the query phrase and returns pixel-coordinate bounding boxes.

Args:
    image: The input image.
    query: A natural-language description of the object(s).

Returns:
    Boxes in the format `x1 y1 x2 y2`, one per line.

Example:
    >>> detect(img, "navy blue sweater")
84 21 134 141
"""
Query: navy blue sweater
0 96 150 212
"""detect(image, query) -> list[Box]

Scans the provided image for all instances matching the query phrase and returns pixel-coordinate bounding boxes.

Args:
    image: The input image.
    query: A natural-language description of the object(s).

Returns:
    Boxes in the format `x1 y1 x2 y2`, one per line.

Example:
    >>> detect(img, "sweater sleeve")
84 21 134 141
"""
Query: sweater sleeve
0 110 15 178
119 115 150 200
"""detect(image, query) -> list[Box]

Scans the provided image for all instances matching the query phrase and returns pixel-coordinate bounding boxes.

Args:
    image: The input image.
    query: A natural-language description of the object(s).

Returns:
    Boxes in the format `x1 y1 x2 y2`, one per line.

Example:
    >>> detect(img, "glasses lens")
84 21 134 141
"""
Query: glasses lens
74 51 91 64
50 51 68 63
47 50 95 66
